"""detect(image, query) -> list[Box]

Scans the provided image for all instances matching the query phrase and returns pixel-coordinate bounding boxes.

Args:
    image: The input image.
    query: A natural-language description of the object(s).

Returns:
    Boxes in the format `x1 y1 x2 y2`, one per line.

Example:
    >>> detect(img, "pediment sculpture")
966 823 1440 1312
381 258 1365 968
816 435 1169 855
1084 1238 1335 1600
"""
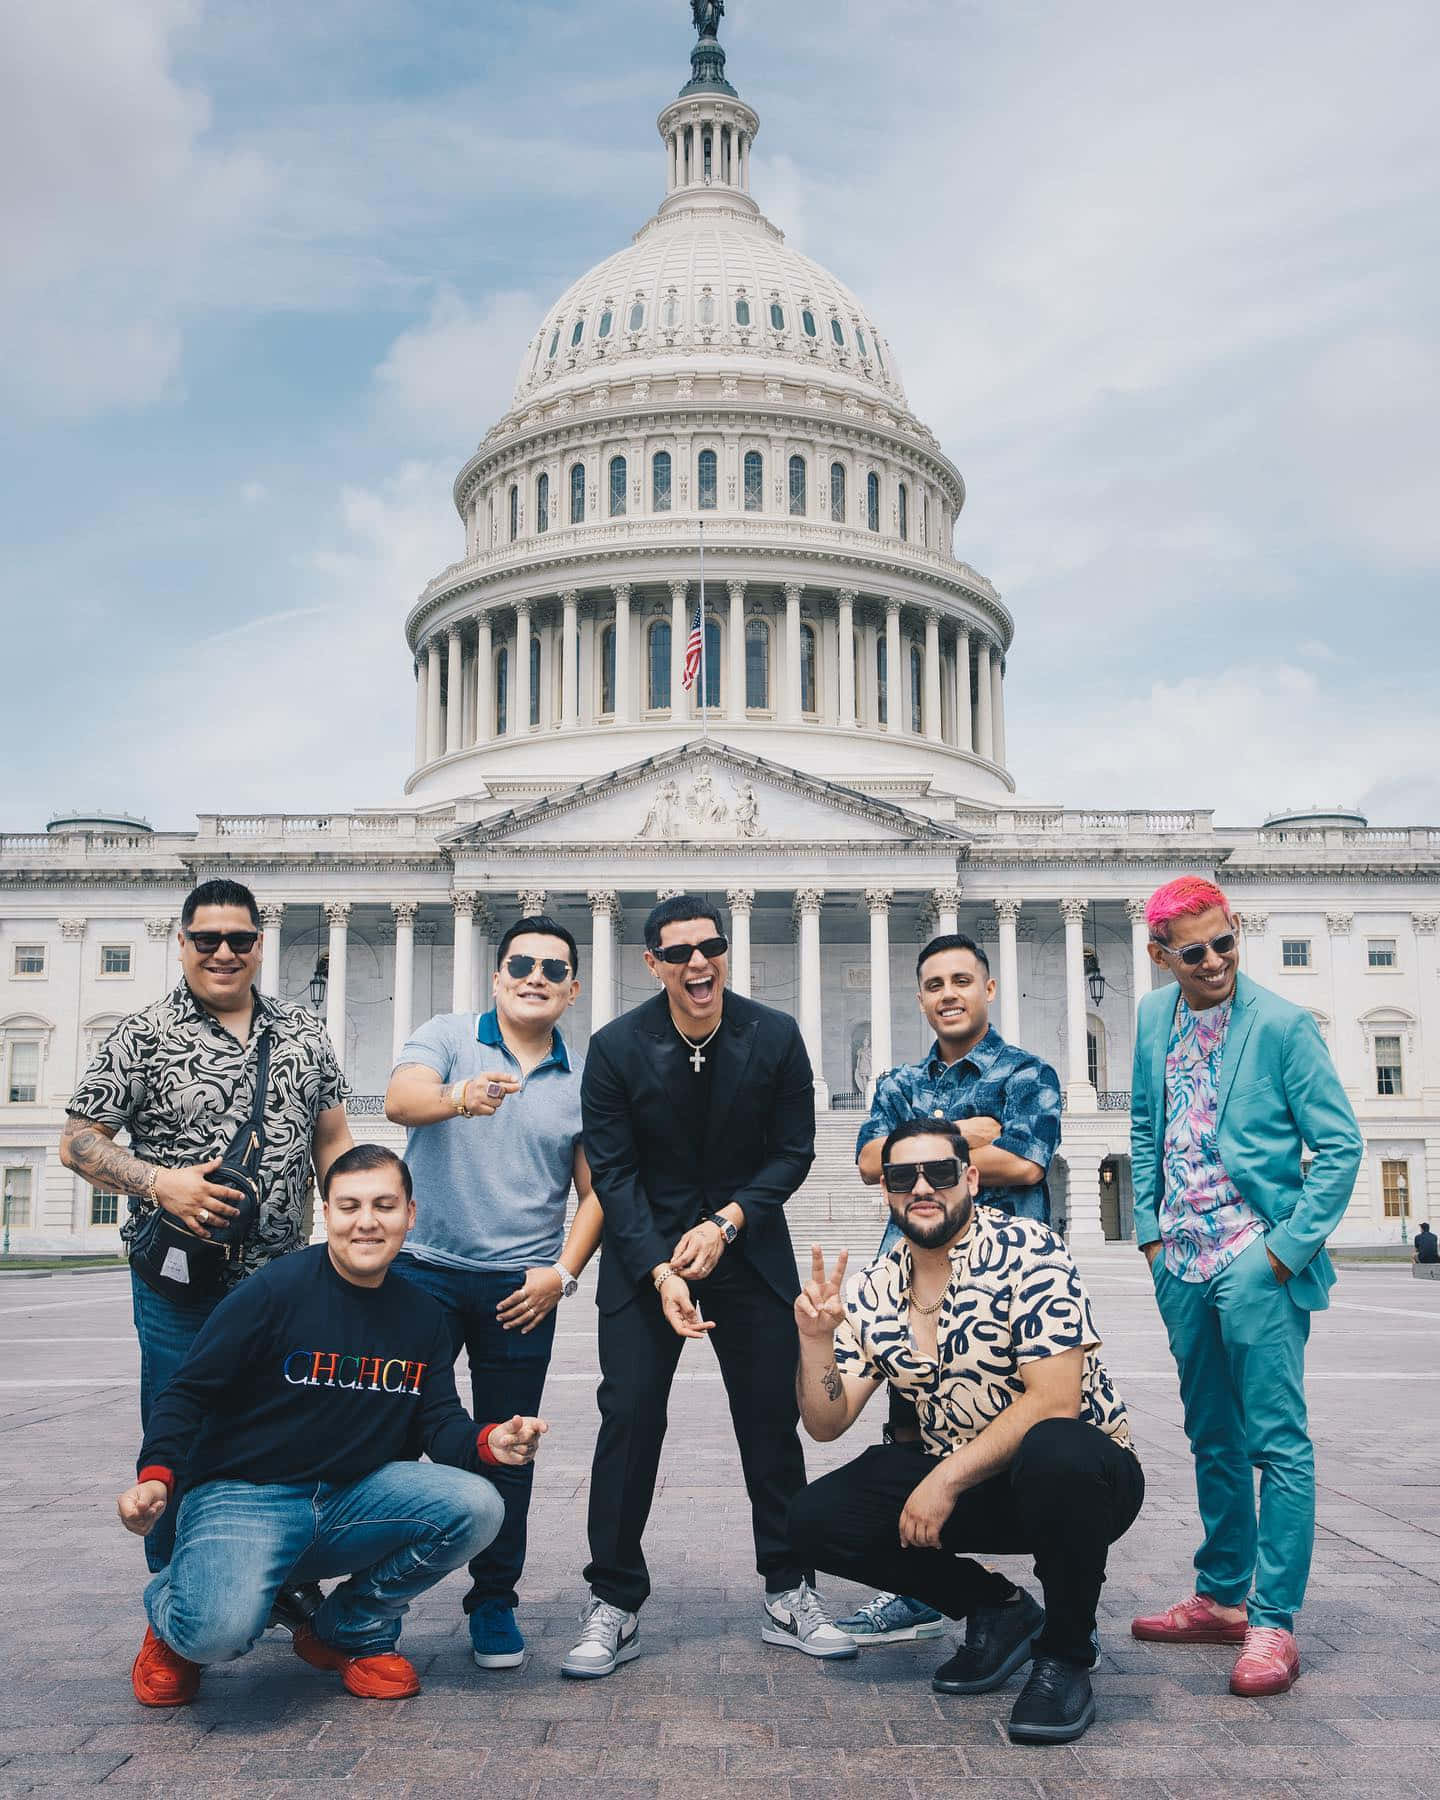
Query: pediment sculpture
637 767 766 841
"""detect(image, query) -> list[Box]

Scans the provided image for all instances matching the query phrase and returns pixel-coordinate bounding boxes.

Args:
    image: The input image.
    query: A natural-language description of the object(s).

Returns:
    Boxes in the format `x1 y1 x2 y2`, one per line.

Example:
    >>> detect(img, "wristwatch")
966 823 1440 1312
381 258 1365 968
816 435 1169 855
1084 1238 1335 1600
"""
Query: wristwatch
553 1261 579 1298
707 1212 738 1245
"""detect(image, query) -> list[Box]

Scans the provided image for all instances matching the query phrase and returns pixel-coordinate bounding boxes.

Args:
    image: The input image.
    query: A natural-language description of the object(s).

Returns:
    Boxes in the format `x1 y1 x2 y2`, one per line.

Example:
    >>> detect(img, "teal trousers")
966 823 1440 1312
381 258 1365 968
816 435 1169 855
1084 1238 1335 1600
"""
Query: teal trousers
1152 1233 1313 1630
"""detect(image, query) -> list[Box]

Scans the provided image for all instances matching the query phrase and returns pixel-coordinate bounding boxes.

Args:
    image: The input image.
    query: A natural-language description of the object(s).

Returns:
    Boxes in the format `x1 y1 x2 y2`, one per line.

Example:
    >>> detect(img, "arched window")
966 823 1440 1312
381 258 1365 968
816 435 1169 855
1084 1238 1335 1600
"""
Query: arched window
898 482 909 541
800 622 817 715
743 449 763 512
801 308 817 338
866 470 880 532
701 615 721 709
608 455 627 517
570 318 584 348
702 130 713 178
598 308 613 338
647 619 671 710
529 635 542 728
697 291 716 326
536 472 549 534
830 316 845 347
830 461 846 523
876 633 888 726
697 448 718 510
769 300 786 330
570 462 586 524
735 296 751 327
600 624 615 715
661 292 680 330
909 642 923 734
495 645 509 735
508 483 518 541
627 299 646 332
547 325 561 359
652 450 672 513
745 618 770 709
856 325 869 357
788 454 807 516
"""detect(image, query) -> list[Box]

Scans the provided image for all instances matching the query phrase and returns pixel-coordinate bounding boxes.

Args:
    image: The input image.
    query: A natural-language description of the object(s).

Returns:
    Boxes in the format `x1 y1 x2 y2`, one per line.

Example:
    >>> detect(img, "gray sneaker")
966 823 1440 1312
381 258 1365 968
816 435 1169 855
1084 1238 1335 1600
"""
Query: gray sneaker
561 1597 640 1680
761 1582 858 1659
837 1591 945 1644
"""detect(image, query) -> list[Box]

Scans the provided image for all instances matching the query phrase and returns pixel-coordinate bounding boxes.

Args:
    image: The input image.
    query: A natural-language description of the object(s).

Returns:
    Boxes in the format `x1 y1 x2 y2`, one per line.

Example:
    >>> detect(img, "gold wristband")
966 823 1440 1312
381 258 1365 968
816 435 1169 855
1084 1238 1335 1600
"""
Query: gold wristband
143 1164 160 1202
451 1080 470 1117
652 1262 676 1292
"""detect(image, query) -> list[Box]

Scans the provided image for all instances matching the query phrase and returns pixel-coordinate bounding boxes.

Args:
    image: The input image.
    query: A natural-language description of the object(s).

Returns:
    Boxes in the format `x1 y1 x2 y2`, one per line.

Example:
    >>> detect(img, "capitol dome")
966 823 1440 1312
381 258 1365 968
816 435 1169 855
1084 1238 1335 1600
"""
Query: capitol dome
403 13 1014 810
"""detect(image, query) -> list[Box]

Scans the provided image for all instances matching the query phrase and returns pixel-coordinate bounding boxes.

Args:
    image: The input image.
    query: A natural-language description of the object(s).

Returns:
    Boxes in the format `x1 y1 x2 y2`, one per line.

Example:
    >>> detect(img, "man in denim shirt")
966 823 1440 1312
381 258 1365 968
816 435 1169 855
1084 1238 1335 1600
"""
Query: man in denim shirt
839 932 1062 1646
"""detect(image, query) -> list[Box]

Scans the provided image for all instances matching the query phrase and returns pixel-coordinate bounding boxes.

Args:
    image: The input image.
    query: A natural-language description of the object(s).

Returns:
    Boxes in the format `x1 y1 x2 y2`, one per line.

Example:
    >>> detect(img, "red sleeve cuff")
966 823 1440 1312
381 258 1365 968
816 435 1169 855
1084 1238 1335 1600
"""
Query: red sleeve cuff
476 1423 502 1467
137 1465 175 1494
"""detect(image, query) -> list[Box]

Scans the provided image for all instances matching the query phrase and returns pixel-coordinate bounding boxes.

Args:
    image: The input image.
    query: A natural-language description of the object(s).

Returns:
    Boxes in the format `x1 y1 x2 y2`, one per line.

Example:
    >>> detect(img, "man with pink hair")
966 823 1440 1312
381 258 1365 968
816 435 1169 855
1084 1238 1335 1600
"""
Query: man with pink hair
1128 876 1361 1697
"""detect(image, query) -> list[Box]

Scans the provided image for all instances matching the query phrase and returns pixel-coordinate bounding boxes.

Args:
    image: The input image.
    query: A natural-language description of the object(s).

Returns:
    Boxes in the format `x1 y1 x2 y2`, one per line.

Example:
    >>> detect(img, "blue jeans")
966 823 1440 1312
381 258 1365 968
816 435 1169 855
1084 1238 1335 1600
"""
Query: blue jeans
145 1461 504 1662
131 1272 223 1572
391 1254 557 1611
1152 1233 1314 1630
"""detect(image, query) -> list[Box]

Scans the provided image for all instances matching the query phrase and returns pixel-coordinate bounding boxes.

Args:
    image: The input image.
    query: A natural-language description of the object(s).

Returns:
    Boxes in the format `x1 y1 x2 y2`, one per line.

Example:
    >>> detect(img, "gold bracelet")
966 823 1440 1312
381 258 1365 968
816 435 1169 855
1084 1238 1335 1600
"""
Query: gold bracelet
652 1262 676 1291
451 1080 470 1117
143 1164 160 1202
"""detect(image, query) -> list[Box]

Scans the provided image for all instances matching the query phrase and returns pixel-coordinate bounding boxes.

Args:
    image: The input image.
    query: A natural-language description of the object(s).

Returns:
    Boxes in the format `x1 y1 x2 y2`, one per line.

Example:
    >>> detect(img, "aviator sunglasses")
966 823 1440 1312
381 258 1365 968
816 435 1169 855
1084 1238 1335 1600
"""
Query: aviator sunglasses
652 934 729 965
503 953 573 984
1152 931 1237 967
183 929 260 955
882 1157 966 1194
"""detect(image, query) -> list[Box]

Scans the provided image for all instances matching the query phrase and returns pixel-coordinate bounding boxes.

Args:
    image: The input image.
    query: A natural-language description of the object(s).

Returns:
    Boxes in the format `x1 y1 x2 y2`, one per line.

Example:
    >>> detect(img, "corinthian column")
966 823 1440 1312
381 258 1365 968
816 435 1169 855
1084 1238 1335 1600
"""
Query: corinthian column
923 610 942 742
975 641 994 761
931 884 962 938
425 640 443 762
836 589 856 727
727 581 746 721
783 585 803 723
391 901 417 1063
866 887 894 1083
451 892 476 1012
957 625 974 752
995 898 1021 1043
445 626 463 755
560 589 580 729
1126 897 1151 1024
669 582 688 718
794 887 827 1107
727 887 754 996
514 600 532 734
588 889 619 1031
991 649 1006 767
1060 897 1095 1111
883 601 902 732
613 584 633 722
259 903 284 999
324 902 351 1071
475 615 494 743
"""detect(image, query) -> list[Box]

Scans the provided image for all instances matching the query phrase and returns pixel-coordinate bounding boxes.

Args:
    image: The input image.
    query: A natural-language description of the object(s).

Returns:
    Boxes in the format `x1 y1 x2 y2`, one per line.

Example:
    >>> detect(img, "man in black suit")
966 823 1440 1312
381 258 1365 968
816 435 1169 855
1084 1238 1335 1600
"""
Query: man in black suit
562 895 856 1678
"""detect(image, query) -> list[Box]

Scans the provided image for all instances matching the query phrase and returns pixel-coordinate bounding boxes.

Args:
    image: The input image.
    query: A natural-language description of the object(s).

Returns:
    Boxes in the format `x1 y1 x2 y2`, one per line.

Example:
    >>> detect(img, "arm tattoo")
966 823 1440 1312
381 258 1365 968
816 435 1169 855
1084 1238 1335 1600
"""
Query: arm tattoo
821 1363 843 1402
61 1122 156 1199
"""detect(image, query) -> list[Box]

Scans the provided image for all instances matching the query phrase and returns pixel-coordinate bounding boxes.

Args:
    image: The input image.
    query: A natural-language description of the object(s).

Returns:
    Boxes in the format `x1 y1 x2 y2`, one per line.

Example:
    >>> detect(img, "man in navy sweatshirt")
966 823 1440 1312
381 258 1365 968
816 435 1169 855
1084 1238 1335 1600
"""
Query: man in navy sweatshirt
115 1143 548 1706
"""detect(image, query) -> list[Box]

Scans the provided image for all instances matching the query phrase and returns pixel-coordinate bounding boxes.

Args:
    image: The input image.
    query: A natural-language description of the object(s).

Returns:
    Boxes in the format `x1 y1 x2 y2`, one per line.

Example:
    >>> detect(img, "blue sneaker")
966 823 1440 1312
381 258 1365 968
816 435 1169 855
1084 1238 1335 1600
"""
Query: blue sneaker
469 1598 524 1669
836 1591 945 1644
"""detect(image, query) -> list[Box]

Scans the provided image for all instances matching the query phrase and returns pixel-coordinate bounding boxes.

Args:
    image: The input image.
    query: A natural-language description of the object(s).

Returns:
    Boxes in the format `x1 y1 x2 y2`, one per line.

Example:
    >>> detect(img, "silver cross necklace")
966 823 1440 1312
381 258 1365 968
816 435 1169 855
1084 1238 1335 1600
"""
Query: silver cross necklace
673 1013 723 1072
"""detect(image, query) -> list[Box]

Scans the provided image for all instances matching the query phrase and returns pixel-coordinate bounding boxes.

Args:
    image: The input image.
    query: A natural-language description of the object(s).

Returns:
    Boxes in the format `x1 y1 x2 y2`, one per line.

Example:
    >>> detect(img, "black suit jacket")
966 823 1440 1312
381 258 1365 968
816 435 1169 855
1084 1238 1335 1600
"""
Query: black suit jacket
581 990 816 1315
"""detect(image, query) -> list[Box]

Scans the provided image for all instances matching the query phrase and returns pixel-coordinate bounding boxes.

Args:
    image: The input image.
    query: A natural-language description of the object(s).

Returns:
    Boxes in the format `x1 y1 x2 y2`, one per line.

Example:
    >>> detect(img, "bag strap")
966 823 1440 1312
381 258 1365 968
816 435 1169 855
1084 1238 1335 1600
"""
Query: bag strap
244 1028 273 1136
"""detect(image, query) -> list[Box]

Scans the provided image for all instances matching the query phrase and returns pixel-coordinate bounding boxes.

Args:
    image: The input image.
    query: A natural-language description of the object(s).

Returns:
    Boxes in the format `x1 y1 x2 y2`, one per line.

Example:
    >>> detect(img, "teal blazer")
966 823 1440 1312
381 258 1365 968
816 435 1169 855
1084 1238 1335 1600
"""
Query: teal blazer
1130 972 1363 1310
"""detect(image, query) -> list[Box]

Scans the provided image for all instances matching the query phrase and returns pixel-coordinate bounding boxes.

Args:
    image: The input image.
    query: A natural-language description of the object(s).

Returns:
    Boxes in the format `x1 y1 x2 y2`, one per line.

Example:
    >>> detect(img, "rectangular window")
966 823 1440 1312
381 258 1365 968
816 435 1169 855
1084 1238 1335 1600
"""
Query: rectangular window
100 944 132 976
91 1191 121 1226
2 1167 32 1229
1381 1159 1410 1219
1375 1035 1403 1096
1280 938 1310 969
6 1042 40 1104
12 944 46 977
1367 938 1397 968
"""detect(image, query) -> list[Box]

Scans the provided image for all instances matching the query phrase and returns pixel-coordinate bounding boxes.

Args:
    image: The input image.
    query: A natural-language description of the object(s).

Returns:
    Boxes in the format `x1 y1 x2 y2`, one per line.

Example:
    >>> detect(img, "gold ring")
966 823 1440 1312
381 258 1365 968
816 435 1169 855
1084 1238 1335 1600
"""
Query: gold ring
198 1209 209 1223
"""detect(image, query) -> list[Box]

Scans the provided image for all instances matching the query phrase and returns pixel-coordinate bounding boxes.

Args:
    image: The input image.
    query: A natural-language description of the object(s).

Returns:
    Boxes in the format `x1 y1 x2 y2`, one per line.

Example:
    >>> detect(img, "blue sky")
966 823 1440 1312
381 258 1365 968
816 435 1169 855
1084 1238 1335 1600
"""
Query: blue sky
4 0 1437 829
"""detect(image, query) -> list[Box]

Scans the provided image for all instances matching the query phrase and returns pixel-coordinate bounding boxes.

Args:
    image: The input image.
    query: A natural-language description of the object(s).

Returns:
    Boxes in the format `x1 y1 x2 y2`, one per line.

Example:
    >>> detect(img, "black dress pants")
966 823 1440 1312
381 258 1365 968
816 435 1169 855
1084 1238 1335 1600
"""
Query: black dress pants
584 1252 812 1613
787 1418 1144 1665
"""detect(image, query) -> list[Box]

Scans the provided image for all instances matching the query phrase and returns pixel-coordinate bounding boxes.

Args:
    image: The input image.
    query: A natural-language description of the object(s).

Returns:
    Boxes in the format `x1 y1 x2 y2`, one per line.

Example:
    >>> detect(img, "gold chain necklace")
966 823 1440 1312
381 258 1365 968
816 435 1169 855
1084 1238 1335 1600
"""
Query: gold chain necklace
907 1224 975 1317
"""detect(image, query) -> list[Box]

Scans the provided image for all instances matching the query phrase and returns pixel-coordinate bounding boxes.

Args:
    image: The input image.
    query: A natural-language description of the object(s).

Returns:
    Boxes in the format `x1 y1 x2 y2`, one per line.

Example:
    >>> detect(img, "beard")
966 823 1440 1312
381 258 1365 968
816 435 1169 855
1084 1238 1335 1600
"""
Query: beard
892 1190 974 1250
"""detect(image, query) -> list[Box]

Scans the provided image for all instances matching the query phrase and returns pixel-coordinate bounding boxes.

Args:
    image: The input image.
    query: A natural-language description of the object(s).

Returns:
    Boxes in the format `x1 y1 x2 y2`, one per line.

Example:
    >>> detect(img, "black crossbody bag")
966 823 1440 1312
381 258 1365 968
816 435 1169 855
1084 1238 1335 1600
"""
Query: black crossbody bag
129 1029 273 1302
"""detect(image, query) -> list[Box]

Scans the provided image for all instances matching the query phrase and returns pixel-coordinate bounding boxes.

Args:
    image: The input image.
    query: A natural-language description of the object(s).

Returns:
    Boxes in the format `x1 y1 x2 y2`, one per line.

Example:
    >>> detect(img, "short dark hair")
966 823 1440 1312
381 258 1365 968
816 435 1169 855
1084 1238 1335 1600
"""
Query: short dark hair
181 879 260 930
496 913 580 979
879 1117 971 1167
322 1142 413 1202
916 932 990 981
644 894 724 953
1422 1222 1432 1233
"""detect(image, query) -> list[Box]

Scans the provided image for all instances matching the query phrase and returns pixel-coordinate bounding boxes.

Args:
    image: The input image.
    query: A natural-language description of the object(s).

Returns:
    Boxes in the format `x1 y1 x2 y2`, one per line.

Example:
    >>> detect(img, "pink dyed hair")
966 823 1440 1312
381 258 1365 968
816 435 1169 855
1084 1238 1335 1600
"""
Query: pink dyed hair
1145 876 1233 942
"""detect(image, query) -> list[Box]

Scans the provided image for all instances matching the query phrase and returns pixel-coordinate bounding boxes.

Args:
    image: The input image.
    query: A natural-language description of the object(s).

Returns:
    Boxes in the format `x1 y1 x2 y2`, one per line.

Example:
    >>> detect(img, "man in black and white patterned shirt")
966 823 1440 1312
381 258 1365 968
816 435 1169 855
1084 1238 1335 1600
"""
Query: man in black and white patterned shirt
63 878 352 1572
786 1121 1144 1746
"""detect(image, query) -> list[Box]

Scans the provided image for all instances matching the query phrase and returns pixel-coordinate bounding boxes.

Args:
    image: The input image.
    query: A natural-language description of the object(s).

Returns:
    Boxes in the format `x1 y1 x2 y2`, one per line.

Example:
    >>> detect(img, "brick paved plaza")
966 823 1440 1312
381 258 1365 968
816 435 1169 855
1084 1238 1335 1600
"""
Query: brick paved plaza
2 1249 1437 1797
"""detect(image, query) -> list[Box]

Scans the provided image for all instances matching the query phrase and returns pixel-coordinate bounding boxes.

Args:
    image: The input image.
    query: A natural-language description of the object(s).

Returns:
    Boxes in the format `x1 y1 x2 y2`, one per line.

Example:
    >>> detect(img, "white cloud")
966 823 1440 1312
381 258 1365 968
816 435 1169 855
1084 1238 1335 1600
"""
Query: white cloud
373 289 543 447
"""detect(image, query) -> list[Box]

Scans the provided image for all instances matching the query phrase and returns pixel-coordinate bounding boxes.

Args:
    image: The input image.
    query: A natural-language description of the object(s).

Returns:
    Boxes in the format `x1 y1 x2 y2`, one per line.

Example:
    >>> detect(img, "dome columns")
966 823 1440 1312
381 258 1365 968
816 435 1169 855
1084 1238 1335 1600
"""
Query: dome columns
657 94 759 211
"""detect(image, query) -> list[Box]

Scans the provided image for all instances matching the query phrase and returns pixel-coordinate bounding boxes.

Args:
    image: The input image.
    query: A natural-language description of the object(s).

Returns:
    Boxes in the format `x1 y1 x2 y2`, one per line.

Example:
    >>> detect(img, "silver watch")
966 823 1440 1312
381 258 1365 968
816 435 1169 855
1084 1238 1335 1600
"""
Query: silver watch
553 1261 579 1298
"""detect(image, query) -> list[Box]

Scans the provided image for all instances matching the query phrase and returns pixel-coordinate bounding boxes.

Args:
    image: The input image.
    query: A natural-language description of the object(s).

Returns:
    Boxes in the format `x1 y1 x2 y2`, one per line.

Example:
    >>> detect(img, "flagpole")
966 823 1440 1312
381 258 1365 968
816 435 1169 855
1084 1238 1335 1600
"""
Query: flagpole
698 517 709 740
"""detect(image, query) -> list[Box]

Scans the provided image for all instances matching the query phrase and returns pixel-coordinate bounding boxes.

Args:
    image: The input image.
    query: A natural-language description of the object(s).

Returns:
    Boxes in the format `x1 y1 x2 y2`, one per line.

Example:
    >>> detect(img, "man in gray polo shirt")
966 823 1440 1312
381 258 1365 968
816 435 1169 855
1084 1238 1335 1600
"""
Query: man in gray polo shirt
384 913 602 1670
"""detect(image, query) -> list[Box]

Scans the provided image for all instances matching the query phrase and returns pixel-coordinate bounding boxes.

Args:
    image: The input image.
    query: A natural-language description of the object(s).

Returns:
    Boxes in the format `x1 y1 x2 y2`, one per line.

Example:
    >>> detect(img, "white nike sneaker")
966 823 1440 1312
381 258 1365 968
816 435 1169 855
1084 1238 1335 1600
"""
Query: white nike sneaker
761 1581 858 1659
561 1597 640 1679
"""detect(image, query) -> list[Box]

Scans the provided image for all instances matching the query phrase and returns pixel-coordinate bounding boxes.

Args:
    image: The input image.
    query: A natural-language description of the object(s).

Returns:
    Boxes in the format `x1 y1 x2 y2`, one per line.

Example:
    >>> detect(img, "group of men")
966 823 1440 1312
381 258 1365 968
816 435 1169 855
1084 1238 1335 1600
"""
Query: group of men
71 870 1363 1745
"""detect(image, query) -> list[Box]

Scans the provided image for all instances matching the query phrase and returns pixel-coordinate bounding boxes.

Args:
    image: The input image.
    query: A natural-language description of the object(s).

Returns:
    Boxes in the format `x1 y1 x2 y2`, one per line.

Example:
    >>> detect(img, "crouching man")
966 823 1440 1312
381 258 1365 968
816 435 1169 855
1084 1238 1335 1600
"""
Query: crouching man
115 1144 547 1707
786 1122 1144 1745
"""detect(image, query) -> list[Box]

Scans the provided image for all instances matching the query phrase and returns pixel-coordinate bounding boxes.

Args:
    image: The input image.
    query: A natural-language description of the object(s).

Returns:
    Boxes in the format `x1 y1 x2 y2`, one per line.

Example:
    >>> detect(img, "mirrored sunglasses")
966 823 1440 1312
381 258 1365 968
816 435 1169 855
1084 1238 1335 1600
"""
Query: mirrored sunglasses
1153 931 1237 967
882 1157 965 1194
503 953 572 984
652 934 729 965
184 930 260 955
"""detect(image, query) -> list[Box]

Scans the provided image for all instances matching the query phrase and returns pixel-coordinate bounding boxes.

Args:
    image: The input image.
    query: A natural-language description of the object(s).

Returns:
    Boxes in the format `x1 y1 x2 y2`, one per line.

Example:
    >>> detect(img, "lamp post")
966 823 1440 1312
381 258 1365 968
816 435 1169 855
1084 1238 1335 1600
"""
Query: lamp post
1085 901 1106 1007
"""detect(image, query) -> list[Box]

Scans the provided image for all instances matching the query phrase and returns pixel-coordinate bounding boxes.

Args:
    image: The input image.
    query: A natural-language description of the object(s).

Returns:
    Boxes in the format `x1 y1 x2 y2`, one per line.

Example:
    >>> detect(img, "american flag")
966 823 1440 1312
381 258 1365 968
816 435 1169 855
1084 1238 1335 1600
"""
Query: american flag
681 588 704 691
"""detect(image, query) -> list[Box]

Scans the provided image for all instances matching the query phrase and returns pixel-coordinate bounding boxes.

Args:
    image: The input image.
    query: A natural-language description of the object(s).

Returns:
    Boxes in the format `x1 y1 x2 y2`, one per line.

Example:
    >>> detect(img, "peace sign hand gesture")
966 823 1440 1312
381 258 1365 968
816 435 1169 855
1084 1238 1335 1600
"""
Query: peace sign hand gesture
794 1244 849 1341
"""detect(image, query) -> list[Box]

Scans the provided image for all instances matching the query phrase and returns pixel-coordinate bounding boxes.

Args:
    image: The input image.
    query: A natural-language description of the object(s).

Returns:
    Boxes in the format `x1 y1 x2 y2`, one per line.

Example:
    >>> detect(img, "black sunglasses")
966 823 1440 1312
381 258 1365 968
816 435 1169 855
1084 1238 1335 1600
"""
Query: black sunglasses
652 934 729 965
184 930 260 955
882 1157 965 1194
1153 931 1237 968
504 954 572 984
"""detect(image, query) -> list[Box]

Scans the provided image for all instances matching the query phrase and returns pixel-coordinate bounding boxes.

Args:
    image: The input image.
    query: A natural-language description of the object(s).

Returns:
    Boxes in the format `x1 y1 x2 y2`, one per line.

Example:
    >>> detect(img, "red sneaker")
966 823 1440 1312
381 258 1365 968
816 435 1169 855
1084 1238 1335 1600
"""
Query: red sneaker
291 1624 420 1699
131 1625 202 1708
1131 1593 1248 1644
1229 1626 1300 1696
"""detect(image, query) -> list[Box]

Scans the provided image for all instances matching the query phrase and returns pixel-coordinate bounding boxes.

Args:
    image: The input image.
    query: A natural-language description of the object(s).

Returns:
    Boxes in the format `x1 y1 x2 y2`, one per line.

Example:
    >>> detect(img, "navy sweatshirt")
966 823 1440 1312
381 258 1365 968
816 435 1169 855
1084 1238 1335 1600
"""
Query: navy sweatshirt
137 1244 488 1491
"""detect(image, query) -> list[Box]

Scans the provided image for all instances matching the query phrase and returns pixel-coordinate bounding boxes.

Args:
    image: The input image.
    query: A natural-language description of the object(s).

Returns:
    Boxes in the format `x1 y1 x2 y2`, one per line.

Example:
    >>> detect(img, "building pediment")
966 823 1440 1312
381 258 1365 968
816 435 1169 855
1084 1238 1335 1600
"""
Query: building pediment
445 741 969 850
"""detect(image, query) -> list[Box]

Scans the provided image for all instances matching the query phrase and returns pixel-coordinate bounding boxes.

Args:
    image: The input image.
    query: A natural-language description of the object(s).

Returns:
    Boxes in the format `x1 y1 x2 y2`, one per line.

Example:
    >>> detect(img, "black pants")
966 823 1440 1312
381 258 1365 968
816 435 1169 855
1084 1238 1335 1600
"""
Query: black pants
787 1419 1144 1665
585 1252 812 1612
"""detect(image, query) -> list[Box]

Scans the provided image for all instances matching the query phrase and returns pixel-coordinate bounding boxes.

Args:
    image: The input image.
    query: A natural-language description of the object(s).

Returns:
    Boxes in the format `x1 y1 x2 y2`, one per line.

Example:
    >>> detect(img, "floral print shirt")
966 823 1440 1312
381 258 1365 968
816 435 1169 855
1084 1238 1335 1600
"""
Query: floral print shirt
1159 995 1265 1281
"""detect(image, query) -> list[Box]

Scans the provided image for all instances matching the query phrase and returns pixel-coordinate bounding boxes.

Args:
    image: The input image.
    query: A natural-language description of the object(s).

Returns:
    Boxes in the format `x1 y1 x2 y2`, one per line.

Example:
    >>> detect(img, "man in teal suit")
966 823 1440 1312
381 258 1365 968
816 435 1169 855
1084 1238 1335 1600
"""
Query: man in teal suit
1128 877 1361 1698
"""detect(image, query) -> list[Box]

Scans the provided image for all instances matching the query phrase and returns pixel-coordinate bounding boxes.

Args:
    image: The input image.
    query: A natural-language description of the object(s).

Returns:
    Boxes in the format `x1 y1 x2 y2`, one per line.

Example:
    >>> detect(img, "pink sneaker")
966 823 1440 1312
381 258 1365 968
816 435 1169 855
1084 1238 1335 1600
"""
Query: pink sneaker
1131 1593 1248 1644
1229 1626 1299 1696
